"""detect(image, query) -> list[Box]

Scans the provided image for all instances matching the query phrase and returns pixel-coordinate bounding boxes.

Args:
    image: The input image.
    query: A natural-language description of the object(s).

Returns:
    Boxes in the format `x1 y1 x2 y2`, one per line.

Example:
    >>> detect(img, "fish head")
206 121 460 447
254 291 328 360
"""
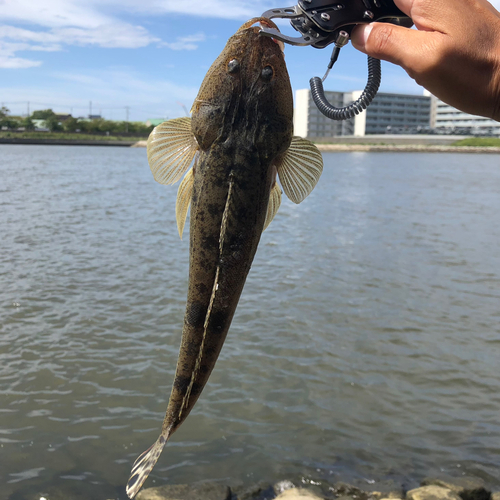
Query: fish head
191 18 293 163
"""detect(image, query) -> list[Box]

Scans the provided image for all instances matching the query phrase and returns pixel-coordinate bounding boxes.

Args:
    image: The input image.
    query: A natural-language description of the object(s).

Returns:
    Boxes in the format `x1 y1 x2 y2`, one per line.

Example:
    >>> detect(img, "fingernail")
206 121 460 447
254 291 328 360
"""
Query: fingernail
360 23 374 46
353 23 373 49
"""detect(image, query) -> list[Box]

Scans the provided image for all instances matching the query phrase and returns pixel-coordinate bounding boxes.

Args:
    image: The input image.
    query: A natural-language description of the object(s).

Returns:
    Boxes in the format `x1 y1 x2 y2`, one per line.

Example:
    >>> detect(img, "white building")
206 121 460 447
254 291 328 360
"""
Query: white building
294 88 431 138
431 96 500 135
294 89 348 138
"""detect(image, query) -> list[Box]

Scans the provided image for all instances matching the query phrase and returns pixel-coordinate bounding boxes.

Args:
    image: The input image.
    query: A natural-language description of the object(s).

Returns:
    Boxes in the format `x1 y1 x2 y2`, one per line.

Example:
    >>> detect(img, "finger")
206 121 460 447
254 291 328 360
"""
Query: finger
391 0 465 33
393 0 413 17
351 22 440 72
479 0 500 16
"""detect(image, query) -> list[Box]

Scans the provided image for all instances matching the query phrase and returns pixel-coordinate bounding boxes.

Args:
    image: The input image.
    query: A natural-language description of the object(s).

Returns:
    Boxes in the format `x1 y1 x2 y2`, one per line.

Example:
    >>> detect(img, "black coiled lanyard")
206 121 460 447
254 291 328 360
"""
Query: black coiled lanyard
310 31 382 120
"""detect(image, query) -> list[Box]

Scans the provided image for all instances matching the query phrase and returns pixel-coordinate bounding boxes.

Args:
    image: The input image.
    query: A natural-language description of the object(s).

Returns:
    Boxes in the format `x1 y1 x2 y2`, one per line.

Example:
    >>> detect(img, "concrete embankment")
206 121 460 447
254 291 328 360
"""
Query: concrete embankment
3 135 500 153
309 134 500 153
315 144 500 153
313 134 467 146
132 135 500 153
0 137 137 147
132 140 500 153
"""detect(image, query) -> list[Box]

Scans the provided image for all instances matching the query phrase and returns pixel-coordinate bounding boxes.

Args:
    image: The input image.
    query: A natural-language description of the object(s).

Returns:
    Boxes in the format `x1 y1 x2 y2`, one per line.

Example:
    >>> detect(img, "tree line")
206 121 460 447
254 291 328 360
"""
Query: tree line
0 107 154 135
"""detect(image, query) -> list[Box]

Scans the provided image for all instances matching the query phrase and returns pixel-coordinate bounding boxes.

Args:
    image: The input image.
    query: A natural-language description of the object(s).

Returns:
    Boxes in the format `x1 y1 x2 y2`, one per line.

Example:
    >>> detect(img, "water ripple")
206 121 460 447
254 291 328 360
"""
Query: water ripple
1 147 500 498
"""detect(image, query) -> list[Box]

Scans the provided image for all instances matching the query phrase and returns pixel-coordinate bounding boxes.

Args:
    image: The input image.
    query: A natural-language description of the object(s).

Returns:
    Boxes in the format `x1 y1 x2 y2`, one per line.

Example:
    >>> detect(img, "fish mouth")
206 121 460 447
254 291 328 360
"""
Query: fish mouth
237 17 279 32
270 35 285 54
237 17 285 53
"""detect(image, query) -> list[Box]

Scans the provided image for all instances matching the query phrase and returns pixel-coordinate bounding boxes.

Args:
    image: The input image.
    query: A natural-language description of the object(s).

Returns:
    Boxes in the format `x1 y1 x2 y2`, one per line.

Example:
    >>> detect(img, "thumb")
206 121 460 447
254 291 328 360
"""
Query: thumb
351 22 430 70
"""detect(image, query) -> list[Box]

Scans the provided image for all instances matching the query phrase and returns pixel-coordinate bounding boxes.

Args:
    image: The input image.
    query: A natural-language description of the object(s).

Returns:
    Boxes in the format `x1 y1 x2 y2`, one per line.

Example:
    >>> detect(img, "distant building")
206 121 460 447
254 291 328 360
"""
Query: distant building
294 89 347 138
88 114 102 120
55 114 72 122
146 118 165 127
32 119 49 131
294 89 431 138
431 96 500 135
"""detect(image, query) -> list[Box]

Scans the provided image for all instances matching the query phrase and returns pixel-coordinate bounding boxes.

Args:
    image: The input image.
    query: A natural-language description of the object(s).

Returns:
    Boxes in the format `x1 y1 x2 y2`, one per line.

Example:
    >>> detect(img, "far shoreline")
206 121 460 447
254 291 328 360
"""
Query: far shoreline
315 143 500 154
1 136 500 153
130 139 500 154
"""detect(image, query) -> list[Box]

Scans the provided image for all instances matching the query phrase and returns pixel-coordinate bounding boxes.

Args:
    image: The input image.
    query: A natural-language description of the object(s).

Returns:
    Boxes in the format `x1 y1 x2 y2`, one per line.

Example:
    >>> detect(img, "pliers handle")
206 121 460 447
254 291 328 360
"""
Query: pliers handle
261 0 412 49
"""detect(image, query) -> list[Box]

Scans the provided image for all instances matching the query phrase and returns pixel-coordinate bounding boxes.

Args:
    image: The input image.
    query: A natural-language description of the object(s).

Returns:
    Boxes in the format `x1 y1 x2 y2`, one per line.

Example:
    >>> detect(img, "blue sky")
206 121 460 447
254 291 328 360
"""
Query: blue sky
2 0 497 122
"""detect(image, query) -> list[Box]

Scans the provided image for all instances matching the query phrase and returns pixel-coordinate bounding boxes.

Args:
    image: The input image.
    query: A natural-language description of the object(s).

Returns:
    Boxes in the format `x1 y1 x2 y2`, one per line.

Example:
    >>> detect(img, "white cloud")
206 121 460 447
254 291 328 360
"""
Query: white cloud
0 54 42 68
160 32 206 51
90 0 273 21
0 0 111 28
52 25 159 48
0 26 60 44
1 0 254 68
0 40 43 67
0 23 160 67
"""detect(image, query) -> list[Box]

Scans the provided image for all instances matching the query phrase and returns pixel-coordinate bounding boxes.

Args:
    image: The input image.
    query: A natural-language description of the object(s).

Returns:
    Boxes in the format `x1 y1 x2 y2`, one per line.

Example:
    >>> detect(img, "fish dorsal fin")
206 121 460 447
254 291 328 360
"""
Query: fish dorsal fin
175 168 194 239
147 117 198 185
264 180 282 231
276 136 323 204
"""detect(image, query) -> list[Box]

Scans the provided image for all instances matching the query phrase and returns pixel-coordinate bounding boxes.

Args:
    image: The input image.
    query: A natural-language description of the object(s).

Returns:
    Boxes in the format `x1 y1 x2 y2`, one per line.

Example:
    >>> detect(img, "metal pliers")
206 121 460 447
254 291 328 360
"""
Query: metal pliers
260 0 413 121
260 0 412 49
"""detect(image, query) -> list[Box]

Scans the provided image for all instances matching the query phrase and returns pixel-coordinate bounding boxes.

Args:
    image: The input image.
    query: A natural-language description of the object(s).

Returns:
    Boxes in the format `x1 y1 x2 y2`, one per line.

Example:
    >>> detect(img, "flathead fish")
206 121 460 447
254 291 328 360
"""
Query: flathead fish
126 17 323 498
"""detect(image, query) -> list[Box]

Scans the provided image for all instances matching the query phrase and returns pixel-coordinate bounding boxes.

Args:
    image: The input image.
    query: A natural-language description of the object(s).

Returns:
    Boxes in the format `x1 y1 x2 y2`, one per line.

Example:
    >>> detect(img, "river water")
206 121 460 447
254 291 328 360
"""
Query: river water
1 145 499 499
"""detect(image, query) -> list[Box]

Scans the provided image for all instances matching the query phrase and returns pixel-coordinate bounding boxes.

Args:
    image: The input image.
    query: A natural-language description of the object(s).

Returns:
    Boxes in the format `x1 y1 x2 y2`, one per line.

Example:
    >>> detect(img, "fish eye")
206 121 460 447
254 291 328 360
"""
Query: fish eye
227 59 240 74
261 65 274 81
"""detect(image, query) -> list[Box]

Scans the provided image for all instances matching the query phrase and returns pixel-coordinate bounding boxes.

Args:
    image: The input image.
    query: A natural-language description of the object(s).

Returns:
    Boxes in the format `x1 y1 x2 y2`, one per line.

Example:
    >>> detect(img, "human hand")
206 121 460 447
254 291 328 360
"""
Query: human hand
351 0 500 120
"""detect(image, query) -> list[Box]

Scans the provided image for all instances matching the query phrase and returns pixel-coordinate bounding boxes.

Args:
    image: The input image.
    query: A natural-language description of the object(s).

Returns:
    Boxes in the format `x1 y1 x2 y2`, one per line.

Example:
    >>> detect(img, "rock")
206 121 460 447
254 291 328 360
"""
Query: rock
371 491 404 500
460 489 492 500
275 487 324 500
386 493 405 499
235 481 275 500
275 481 296 494
491 493 500 500
136 483 231 500
407 486 462 500
332 482 369 499
421 477 486 494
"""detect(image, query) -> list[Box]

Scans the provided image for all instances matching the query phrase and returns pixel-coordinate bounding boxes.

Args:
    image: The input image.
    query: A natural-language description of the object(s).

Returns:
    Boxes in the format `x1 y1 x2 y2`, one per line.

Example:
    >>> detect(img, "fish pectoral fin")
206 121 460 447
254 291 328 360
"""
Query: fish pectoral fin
176 168 194 239
264 180 282 231
276 136 323 204
126 435 167 499
147 117 198 185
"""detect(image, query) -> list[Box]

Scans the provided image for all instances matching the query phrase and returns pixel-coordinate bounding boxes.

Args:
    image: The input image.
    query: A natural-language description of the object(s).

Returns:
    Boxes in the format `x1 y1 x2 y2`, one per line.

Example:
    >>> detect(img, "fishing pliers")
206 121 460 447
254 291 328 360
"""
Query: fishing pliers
260 0 413 120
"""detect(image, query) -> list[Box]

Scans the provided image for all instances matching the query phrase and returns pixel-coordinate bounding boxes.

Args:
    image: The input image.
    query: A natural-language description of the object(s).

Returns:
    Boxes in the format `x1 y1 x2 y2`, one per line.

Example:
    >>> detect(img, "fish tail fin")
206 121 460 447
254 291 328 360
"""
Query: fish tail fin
126 435 167 499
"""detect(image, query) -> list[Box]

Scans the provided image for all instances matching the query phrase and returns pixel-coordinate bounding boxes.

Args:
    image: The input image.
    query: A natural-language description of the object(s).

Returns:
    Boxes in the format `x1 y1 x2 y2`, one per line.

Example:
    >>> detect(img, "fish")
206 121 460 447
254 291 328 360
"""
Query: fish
126 17 323 499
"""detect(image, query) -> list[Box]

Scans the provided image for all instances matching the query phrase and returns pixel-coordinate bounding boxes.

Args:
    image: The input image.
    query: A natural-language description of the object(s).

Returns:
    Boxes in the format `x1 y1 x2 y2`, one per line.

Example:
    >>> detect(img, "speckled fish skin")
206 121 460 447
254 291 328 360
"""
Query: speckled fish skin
165 21 293 434
126 19 293 498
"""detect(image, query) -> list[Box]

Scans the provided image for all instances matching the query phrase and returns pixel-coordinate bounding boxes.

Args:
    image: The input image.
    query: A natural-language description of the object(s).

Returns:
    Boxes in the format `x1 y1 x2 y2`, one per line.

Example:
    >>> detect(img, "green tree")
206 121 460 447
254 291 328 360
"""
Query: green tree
45 115 63 132
31 109 56 120
99 119 118 134
1 118 20 130
63 116 80 132
78 119 100 133
21 116 36 130
0 107 21 130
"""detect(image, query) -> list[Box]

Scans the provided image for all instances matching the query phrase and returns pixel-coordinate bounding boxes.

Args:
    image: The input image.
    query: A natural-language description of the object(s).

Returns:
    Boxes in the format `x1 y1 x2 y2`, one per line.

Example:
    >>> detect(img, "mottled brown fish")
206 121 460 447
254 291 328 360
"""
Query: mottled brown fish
126 17 323 498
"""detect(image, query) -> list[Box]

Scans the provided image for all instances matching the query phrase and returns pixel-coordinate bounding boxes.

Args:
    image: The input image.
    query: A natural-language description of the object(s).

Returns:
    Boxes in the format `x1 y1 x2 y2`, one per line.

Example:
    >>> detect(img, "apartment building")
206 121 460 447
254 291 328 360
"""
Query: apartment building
431 97 500 134
294 88 431 138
